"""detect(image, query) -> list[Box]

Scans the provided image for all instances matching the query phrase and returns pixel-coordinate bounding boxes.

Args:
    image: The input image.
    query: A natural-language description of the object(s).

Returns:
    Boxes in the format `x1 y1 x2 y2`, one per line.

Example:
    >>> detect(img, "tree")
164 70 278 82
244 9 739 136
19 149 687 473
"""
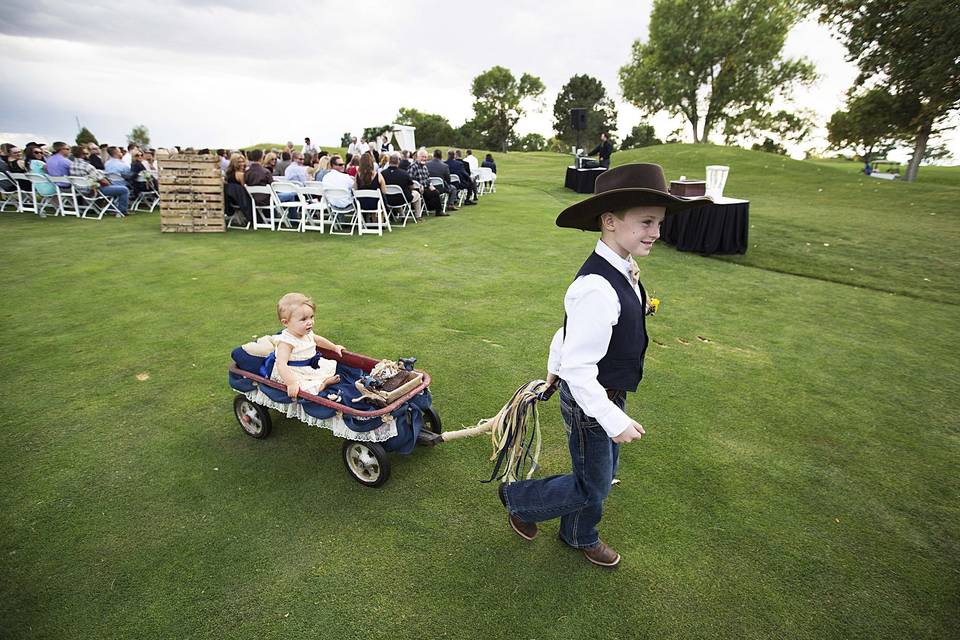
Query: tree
620 124 662 150
127 125 150 148
76 127 98 146
340 132 352 147
724 107 815 151
511 133 547 152
751 137 787 155
813 0 960 181
470 66 545 153
921 143 952 166
619 0 816 144
394 108 456 148
552 74 618 148
826 88 917 163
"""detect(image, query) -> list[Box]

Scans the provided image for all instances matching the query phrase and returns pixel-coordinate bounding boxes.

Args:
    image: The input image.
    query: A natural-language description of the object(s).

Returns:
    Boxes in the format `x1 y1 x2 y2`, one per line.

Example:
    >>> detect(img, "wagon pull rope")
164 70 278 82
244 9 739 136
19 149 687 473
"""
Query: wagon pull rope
440 379 551 483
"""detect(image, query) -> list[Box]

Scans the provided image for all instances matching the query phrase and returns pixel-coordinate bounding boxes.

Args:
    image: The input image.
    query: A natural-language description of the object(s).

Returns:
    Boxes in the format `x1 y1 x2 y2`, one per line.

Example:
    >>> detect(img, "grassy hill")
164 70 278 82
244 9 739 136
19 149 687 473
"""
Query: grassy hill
1 145 957 639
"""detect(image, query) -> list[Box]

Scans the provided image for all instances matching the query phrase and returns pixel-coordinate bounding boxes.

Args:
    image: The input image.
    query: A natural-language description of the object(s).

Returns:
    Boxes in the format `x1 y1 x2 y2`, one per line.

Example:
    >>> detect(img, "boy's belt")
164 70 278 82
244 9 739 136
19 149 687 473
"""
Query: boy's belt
555 379 623 401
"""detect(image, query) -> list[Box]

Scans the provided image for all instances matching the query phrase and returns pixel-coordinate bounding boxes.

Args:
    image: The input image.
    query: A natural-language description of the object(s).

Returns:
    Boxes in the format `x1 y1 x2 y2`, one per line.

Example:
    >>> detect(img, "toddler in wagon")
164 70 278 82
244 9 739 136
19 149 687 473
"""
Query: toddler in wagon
270 292 344 398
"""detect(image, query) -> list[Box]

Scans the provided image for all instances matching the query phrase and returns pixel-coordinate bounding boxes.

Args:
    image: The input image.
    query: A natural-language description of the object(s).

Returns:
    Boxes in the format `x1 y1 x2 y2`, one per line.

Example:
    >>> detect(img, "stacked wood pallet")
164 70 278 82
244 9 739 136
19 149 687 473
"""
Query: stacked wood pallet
158 154 224 232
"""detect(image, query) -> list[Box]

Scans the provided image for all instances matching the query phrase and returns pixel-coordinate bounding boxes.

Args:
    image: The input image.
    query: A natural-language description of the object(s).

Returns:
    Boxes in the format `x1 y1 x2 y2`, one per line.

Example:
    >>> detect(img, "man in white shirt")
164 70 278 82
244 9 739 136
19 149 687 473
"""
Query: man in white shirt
347 137 358 157
320 154 355 209
121 143 138 167
498 163 712 568
463 149 479 176
284 152 308 185
302 137 317 157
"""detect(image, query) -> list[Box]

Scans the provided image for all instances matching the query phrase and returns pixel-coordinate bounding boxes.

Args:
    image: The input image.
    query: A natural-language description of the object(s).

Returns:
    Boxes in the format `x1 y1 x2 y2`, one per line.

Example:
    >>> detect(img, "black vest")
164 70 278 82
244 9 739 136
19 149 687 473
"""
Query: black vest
564 252 648 392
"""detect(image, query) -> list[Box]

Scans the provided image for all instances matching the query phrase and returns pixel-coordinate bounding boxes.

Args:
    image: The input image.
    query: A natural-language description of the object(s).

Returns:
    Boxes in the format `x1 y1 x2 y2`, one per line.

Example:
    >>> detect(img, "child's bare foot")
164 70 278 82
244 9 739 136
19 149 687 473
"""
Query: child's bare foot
317 374 340 391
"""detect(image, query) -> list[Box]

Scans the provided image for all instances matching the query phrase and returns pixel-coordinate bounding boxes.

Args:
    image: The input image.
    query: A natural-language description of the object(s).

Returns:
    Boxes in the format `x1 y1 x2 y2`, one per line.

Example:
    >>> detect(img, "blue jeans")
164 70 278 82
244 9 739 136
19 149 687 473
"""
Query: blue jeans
101 184 129 214
502 380 623 548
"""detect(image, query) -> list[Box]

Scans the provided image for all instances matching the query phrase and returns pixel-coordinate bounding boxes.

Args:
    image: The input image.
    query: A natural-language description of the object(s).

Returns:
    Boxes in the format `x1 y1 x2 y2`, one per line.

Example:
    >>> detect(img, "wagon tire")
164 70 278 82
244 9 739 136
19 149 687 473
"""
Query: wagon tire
234 395 272 439
341 441 390 488
423 405 442 434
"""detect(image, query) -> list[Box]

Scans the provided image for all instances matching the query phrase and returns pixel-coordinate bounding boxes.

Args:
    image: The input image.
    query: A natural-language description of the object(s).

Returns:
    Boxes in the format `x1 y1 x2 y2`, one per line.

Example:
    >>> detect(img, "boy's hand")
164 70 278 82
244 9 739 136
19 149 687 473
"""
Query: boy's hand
612 421 645 443
333 344 344 356
286 381 300 399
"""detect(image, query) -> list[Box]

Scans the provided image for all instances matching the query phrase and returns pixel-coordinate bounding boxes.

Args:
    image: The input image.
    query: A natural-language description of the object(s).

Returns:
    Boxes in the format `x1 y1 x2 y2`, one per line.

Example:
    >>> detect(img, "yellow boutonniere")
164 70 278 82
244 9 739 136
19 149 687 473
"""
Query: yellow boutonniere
647 297 660 316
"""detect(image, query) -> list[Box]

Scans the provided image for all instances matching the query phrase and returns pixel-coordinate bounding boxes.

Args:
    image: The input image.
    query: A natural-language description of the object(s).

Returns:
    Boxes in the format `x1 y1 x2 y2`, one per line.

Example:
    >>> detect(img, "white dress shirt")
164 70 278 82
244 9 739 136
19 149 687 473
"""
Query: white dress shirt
464 154 479 175
547 239 644 438
321 169 354 207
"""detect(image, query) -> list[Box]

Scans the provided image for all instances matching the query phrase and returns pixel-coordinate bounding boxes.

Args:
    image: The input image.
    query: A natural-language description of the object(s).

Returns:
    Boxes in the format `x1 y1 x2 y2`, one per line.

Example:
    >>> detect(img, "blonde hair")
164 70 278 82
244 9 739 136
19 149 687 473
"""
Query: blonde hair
277 292 315 321
318 156 330 170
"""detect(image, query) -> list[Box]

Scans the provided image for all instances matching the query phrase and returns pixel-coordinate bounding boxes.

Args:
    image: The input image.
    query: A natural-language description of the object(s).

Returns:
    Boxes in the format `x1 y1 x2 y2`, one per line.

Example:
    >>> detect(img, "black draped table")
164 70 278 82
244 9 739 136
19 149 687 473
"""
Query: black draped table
565 166 607 194
660 197 749 255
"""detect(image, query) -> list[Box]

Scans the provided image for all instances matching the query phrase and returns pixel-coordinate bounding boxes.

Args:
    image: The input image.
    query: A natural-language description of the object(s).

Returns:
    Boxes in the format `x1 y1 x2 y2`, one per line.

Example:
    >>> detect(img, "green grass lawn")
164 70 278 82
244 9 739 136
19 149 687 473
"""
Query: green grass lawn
1 145 958 639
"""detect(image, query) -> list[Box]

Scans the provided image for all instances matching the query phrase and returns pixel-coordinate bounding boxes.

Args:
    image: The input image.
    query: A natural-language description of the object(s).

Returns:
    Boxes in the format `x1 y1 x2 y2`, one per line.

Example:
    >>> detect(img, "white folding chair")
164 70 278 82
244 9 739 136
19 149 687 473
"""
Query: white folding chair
428 177 449 212
55 177 82 217
353 190 391 236
6 173 35 213
25 173 61 216
322 188 358 236
0 172 20 212
449 174 467 207
383 185 416 227
131 171 159 211
478 167 496 194
244 185 275 230
271 181 302 231
296 184 326 233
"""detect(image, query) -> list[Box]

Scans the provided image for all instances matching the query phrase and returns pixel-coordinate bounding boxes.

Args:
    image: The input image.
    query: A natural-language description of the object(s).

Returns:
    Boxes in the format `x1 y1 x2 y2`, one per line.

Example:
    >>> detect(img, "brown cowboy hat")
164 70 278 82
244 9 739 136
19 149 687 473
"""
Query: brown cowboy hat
556 163 713 231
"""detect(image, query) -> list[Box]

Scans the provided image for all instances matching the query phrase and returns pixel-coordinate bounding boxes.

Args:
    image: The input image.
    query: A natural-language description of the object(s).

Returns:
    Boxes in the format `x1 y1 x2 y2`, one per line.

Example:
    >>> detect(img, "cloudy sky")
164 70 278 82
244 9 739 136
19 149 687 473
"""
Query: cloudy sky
1 0 956 161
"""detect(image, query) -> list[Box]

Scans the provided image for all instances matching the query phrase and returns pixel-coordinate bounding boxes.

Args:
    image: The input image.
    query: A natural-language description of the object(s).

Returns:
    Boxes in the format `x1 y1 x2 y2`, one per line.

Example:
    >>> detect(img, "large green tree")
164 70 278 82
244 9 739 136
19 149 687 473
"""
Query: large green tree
619 0 816 144
126 125 150 148
813 0 960 181
826 88 918 164
394 107 456 148
75 126 98 146
470 66 544 153
620 123 662 149
552 74 618 148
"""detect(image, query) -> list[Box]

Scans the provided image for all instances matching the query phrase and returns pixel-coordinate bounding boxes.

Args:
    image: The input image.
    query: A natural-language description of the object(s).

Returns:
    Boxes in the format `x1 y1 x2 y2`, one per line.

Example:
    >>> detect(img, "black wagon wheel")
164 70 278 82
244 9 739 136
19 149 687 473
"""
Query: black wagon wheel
422 405 442 434
233 395 272 439
341 440 391 488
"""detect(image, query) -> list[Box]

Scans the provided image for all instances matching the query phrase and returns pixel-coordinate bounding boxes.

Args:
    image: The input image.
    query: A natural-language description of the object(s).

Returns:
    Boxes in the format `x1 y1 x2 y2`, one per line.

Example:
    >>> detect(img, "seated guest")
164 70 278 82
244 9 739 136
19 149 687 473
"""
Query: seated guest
427 149 458 211
302 137 317 156
463 149 479 176
398 150 412 171
28 147 55 216
320 154 355 209
354 152 387 216
284 152 308 185
86 143 105 170
142 149 157 173
223 153 252 223
0 146 13 191
408 148 446 217
313 155 332 181
345 154 360 178
46 142 73 184
263 152 278 175
69 145 130 217
274 151 291 177
104 146 132 187
382 152 424 219
447 149 477 205
121 143 139 166
378 153 390 172
244 148 274 209
217 149 230 172
482 153 497 173
129 149 155 199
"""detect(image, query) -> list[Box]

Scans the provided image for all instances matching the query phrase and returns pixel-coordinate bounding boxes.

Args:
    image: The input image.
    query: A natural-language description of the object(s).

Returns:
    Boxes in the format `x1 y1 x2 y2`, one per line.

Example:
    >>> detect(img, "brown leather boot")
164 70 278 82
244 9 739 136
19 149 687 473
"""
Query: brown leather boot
581 541 621 567
499 483 538 541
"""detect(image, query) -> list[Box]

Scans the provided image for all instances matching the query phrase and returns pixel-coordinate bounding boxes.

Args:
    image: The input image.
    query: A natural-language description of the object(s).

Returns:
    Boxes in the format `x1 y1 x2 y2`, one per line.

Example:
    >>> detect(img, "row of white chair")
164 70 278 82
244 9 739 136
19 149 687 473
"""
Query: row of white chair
1 170 158 219
233 180 419 236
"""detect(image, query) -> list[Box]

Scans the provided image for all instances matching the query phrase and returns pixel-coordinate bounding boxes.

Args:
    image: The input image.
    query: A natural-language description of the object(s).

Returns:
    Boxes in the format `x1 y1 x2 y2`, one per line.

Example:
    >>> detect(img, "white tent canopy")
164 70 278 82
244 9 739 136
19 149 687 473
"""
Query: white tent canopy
389 124 416 151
